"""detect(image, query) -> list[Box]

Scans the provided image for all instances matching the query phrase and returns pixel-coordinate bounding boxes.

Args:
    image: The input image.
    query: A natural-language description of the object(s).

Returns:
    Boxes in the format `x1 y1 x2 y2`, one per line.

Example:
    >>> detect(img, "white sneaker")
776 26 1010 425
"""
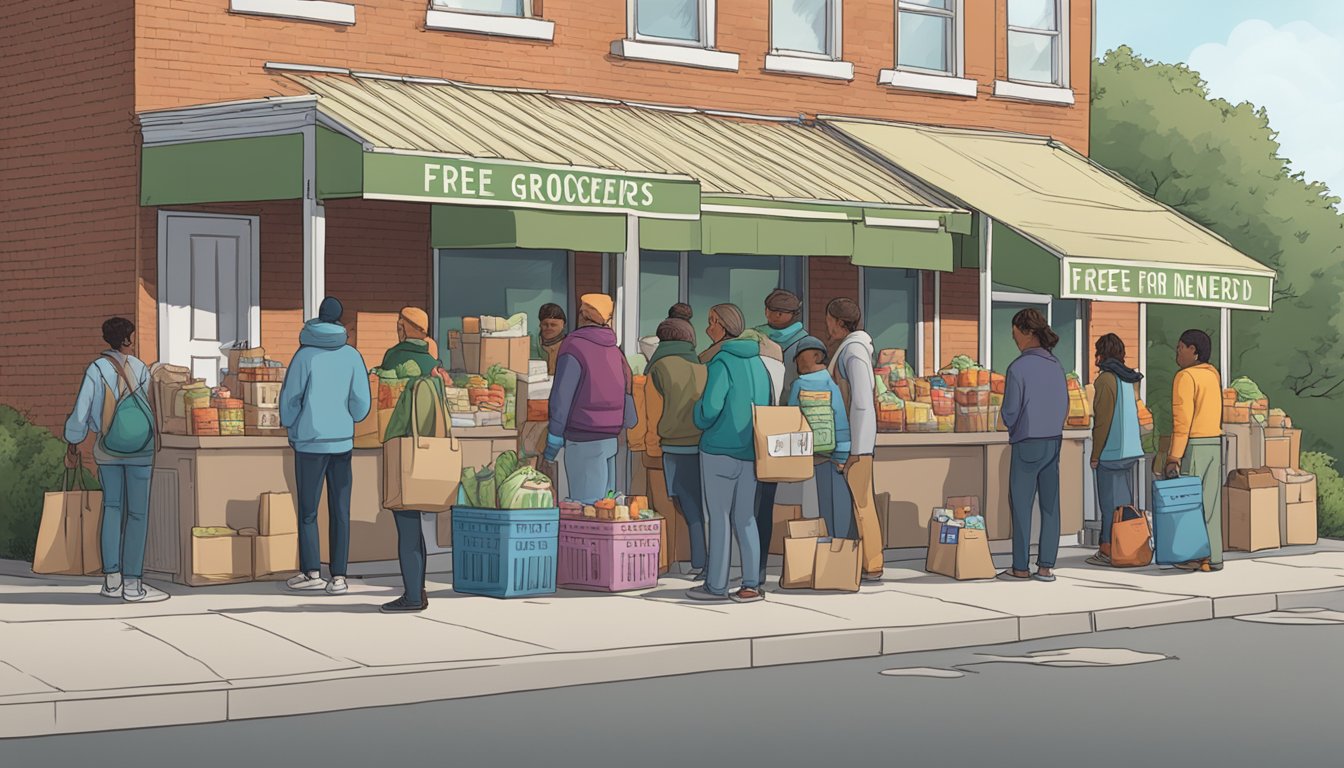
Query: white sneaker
287 572 327 591
100 573 123 599
122 579 170 603
325 576 348 595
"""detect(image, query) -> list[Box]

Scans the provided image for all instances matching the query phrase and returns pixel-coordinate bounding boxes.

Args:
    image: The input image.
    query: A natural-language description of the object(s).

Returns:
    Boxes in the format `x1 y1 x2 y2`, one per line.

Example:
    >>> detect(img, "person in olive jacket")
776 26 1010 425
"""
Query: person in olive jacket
647 318 709 580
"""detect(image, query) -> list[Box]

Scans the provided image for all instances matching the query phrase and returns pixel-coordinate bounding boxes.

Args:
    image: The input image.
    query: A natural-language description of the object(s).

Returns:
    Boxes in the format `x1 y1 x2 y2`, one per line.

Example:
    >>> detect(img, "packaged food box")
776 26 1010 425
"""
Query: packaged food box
191 408 220 436
240 382 282 407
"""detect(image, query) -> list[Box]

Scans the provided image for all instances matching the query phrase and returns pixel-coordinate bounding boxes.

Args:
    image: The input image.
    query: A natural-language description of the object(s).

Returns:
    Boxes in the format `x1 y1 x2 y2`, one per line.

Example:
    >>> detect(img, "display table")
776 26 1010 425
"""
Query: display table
873 430 1090 549
147 428 517 586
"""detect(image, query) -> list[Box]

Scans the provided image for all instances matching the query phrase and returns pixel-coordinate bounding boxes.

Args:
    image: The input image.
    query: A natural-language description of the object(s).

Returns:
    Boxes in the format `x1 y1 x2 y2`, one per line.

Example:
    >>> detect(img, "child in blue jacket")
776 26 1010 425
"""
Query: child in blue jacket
786 338 854 539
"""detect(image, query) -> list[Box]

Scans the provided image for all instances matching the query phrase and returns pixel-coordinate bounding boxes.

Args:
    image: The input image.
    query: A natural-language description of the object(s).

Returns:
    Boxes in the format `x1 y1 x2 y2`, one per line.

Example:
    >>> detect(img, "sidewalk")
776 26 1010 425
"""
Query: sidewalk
3 542 1343 738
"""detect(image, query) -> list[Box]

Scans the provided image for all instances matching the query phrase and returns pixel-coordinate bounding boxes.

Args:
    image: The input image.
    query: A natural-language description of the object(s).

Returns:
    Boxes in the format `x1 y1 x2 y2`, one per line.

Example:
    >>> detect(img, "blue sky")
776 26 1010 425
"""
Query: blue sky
1097 0 1343 198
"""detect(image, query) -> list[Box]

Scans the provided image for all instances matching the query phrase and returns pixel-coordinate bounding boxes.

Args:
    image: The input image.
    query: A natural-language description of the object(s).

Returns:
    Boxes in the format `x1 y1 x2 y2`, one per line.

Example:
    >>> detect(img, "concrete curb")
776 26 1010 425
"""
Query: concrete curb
7 584 1344 739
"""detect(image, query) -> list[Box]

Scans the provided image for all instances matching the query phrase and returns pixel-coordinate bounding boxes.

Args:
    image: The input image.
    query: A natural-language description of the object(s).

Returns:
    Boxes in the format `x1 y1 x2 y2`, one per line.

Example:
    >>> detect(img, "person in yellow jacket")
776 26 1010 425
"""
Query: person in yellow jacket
1163 329 1224 573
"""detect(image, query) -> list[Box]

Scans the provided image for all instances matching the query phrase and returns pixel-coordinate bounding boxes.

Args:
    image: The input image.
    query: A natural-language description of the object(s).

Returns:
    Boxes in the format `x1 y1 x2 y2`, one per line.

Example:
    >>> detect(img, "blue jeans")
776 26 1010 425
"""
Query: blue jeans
1009 438 1062 572
663 452 708 570
393 510 426 601
1095 458 1138 546
700 453 761 595
295 451 353 577
814 461 855 540
564 438 618 505
753 481 778 583
98 464 152 578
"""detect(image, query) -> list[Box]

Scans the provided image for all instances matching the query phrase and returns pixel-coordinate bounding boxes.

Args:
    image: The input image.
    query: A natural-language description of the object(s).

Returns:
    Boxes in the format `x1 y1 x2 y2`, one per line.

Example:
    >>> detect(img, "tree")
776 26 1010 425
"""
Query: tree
1091 47 1344 458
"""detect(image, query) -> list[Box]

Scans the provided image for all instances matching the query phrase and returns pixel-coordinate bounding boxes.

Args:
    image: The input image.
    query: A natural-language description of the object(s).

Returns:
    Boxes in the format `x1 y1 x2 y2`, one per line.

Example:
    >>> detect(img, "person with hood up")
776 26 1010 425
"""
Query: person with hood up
279 297 373 596
531 303 568 377
543 294 637 505
688 304 772 603
378 307 442 613
787 337 854 540
1086 333 1146 568
647 318 710 580
825 298 884 583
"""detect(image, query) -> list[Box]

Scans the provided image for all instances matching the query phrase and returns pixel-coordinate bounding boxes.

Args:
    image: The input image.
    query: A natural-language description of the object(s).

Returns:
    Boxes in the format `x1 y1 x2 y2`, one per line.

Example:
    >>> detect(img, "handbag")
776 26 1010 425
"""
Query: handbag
1109 505 1154 568
382 379 462 513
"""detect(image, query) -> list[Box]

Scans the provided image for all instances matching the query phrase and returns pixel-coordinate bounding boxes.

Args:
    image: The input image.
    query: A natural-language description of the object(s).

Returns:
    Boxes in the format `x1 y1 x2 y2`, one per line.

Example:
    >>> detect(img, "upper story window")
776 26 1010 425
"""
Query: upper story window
896 0 956 75
426 0 554 41
1007 0 1064 85
772 0 840 59
434 0 527 14
634 0 710 46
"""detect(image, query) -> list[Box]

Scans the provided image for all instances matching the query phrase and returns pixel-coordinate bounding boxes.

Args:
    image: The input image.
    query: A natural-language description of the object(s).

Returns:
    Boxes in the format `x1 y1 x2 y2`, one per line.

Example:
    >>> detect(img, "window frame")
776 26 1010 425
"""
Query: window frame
989 287 1082 375
430 0 531 17
629 0 715 49
859 266 925 375
1005 0 1069 88
894 0 962 78
768 0 843 62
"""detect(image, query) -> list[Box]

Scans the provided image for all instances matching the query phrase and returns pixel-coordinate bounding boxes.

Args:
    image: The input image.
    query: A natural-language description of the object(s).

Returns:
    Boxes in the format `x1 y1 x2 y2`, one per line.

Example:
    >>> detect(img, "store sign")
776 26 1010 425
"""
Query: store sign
362 152 700 218
1061 259 1274 311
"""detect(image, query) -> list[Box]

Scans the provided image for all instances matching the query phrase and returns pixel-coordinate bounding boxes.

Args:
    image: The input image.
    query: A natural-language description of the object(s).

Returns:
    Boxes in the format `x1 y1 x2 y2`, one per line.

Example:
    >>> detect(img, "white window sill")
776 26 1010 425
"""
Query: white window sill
229 0 355 26
878 69 978 98
992 80 1076 105
610 39 740 72
425 9 555 41
764 54 853 81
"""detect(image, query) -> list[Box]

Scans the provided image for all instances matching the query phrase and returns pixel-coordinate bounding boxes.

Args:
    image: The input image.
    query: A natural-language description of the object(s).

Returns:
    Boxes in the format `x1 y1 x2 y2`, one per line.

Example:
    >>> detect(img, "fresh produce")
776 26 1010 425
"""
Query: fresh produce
1231 376 1266 403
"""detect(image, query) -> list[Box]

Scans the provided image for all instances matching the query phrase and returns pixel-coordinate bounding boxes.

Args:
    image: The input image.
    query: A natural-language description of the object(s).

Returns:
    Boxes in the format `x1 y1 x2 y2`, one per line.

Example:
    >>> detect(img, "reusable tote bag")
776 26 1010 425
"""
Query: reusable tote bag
383 379 462 513
1109 505 1154 568
1151 475 1211 566
33 461 102 575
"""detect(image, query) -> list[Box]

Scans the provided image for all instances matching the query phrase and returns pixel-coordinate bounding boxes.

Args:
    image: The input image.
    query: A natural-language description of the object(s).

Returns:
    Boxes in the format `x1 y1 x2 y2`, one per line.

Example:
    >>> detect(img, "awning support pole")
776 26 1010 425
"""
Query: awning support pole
932 271 942 375
1138 303 1148 401
1219 307 1231 386
302 121 326 320
617 215 641 357
978 213 994 370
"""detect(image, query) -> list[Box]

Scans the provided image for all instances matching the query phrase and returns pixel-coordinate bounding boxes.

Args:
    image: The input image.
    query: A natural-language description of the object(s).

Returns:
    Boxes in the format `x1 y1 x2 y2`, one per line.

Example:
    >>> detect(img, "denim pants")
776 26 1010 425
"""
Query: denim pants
1095 458 1138 545
700 453 761 595
663 452 708 570
564 438 618 505
1009 438 1062 572
1182 437 1224 566
294 451 353 577
753 481 778 583
98 464 152 578
393 510 426 601
814 461 855 540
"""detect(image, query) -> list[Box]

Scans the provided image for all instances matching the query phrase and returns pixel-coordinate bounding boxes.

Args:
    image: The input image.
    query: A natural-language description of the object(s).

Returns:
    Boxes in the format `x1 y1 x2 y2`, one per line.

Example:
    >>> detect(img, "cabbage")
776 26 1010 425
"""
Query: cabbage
499 467 555 510
395 360 423 379
949 355 978 372
493 450 520 488
1231 376 1265 402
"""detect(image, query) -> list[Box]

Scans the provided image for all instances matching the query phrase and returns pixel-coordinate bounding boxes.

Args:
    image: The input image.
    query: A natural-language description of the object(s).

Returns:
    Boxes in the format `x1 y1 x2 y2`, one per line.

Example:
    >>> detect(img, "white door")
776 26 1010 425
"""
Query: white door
159 213 259 386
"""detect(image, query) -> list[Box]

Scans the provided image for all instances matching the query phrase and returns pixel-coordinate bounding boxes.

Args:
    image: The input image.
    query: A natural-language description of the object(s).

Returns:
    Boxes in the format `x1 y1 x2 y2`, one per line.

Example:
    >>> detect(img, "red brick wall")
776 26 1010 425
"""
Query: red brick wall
807 257 860 341
922 273 937 376
133 0 1092 153
0 4 138 432
939 267 982 367
1087 301 1142 381
573 252 606 309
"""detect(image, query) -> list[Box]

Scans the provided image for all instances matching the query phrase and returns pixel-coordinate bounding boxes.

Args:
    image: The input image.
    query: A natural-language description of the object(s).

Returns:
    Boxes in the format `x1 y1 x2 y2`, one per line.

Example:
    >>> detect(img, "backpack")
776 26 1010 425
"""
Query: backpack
98 353 156 458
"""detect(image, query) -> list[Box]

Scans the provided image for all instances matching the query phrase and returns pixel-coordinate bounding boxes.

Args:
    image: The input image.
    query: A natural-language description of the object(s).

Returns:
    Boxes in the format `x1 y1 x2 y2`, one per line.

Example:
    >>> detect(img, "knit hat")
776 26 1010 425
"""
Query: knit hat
765 289 802 314
399 307 430 335
710 303 746 338
580 293 615 324
792 335 829 364
318 296 343 323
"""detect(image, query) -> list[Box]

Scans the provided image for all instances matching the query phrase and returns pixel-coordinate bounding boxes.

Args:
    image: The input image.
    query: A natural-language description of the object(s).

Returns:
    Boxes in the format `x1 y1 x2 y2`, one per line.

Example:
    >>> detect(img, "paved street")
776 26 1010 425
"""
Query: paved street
4 612 1341 768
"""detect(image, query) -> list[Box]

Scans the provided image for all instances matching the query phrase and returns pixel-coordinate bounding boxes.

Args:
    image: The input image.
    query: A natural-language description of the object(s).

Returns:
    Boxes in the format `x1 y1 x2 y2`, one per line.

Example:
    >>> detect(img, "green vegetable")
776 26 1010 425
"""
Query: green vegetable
878 391 903 405
460 466 480 507
874 375 889 396
494 450 520 488
395 360 423 379
949 355 978 372
499 466 555 509
1231 376 1265 402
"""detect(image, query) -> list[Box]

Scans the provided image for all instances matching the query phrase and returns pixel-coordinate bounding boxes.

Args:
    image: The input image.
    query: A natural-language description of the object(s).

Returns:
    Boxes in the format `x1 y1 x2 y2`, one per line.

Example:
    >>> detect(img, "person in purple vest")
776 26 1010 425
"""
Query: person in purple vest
543 293 637 504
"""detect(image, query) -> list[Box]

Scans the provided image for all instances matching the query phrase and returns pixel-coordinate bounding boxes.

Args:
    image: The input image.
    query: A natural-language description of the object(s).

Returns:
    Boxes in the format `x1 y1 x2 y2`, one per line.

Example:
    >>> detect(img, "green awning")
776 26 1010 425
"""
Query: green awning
700 214 855 257
431 205 625 252
852 227 953 271
141 135 301 206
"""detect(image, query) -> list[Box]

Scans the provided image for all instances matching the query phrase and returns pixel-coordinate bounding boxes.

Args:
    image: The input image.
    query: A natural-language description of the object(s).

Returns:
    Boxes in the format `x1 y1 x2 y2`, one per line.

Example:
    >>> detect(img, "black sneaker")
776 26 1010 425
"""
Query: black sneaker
380 593 428 613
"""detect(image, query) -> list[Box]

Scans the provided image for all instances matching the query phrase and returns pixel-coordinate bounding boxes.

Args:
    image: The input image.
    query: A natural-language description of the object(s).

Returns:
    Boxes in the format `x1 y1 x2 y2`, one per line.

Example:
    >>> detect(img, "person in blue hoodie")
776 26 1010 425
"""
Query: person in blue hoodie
279 297 372 596
1086 333 1145 567
787 337 853 540
687 304 771 604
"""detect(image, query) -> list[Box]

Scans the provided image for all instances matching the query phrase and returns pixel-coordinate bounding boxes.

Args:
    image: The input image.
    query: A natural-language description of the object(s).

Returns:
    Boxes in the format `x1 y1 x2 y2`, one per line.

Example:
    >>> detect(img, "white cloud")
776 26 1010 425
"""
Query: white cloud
1188 19 1344 200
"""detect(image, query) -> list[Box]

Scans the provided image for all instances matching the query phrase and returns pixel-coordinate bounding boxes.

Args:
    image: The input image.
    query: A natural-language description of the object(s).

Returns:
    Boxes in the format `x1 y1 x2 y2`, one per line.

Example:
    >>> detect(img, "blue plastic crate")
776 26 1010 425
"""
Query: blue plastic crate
452 506 560 598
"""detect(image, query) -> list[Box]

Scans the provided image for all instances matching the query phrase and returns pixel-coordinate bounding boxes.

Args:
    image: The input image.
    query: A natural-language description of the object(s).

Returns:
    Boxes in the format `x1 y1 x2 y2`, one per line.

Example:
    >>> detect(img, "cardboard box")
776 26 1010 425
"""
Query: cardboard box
480 335 529 375
752 406 814 483
1262 427 1302 470
192 535 253 581
1282 501 1318 546
259 492 298 537
1272 469 1317 503
457 332 481 373
244 405 282 429
812 538 861 592
781 518 828 589
253 533 299 579
240 382 282 407
462 317 481 334
768 505 803 556
1225 469 1279 552
1264 436 1292 470
226 346 265 376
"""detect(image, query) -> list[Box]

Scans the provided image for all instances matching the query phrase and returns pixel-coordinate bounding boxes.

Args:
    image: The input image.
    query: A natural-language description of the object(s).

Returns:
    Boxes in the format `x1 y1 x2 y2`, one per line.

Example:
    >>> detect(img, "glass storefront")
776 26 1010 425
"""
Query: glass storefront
437 248 570 367
863 267 921 365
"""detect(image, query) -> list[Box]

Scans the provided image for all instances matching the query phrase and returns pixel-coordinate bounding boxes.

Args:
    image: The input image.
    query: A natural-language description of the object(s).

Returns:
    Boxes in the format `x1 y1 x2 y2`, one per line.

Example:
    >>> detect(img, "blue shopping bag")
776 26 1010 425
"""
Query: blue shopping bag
1151 476 1211 565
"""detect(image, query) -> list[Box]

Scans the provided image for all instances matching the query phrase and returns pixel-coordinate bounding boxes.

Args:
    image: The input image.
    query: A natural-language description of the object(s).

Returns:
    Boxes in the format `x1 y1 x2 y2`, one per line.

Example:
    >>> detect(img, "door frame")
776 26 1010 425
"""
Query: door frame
157 211 261 367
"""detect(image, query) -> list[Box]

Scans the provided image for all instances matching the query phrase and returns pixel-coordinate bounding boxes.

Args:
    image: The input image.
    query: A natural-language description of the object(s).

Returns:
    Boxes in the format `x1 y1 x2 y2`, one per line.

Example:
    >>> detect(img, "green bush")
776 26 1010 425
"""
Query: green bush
1301 452 1344 540
0 405 98 561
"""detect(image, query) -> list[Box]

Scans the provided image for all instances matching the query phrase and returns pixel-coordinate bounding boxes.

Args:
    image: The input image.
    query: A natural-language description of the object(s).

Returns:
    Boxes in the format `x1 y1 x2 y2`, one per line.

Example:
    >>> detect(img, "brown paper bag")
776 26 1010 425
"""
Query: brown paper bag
781 518 828 589
80 491 103 575
34 466 101 575
812 538 861 592
353 374 381 449
752 406 814 483
926 515 996 581
383 380 462 513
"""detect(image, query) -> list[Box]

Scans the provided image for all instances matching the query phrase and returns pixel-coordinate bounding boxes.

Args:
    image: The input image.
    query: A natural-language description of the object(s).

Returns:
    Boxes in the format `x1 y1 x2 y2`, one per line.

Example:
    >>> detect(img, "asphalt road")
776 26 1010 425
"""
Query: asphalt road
4 612 1342 768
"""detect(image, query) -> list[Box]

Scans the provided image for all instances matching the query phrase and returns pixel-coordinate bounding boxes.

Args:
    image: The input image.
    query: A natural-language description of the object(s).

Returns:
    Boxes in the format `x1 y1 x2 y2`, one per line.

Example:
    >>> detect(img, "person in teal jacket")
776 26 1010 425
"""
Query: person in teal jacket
688 304 771 604
786 337 854 540
279 297 372 596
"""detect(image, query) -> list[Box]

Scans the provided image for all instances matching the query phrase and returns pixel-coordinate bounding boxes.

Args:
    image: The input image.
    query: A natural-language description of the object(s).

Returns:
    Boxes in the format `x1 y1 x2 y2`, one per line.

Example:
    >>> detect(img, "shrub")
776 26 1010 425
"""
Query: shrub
0 405 98 561
1301 452 1344 540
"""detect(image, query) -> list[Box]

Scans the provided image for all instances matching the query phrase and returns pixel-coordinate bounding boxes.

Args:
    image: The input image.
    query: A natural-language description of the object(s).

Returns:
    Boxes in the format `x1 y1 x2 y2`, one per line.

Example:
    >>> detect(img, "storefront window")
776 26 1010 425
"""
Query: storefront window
640 250 681 339
437 248 569 366
687 253 803 335
991 292 1079 375
862 268 919 362
1053 298 1079 375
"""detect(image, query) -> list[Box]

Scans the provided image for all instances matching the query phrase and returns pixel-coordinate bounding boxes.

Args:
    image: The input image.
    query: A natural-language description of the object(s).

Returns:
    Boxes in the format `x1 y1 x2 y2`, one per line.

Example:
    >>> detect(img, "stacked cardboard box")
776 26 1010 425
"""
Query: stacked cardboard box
254 493 299 579
1226 468 1280 552
241 382 283 436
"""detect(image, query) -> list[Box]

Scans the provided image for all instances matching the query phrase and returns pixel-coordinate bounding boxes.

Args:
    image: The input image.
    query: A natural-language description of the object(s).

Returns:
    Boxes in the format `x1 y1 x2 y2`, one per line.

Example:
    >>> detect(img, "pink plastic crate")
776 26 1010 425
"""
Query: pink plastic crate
557 518 662 592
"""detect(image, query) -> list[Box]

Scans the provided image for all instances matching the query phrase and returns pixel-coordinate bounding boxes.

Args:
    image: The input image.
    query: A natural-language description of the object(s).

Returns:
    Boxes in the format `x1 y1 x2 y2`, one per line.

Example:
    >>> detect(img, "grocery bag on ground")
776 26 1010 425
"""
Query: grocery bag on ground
812 537 861 592
925 512 995 580
1109 505 1154 568
383 379 461 513
34 462 102 575
1151 476 1211 565
752 406 814 483
781 518 828 589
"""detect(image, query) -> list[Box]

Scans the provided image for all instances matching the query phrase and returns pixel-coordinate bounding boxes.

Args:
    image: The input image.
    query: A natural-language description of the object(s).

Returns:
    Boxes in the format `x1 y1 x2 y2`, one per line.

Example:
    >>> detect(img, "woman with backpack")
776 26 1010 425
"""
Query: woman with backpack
64 317 167 603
